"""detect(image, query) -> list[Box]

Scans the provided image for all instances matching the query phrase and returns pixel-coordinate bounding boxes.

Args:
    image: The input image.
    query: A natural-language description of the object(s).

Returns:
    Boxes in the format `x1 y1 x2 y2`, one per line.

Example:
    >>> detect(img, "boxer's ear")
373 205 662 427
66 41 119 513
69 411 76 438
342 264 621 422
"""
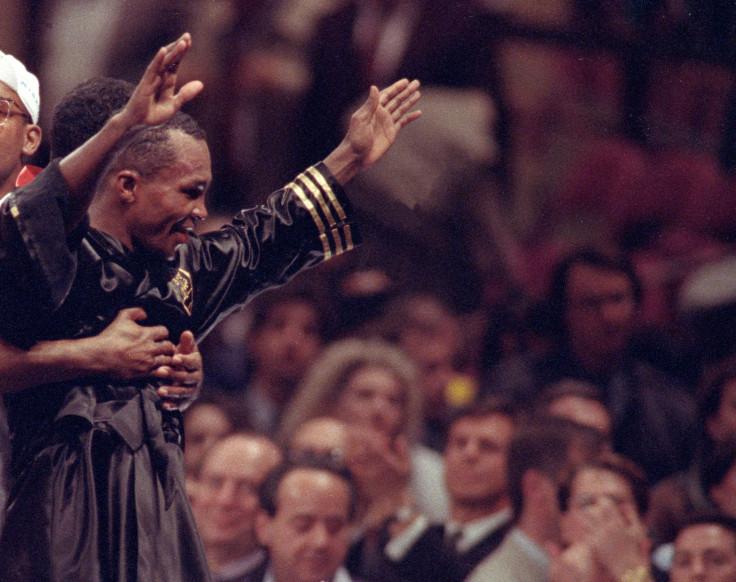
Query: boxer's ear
115 170 141 204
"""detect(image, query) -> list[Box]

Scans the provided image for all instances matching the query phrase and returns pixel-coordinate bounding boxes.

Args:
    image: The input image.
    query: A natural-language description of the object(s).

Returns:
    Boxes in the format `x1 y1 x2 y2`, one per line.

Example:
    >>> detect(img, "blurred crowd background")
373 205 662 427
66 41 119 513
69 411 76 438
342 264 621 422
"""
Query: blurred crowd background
5 0 736 320
5 2 736 577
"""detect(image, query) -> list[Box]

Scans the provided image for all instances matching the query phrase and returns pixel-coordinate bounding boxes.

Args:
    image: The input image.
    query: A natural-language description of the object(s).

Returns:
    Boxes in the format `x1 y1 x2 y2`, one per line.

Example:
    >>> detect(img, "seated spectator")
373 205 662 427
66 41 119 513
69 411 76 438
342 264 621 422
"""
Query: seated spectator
330 263 395 339
552 452 653 582
535 378 613 442
489 247 698 484
650 441 736 578
704 441 736 520
284 415 400 582
381 292 476 451
277 337 449 523
287 416 348 464
193 433 283 582
255 457 358 582
381 397 517 582
648 356 736 546
669 514 736 582
466 416 606 582
183 395 236 484
202 287 328 435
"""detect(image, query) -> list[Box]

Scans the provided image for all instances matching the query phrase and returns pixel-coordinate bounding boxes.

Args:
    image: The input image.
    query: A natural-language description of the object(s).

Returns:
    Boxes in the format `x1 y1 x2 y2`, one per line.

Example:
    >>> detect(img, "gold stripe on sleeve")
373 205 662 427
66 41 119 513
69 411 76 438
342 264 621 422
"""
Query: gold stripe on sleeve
301 173 337 227
342 224 355 251
299 174 343 254
306 166 348 221
287 180 332 259
319 233 331 256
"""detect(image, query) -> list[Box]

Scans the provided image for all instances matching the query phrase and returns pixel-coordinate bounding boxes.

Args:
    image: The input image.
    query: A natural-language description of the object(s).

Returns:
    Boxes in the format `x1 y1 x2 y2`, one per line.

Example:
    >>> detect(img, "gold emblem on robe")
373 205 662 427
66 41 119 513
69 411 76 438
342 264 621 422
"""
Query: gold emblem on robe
171 268 193 315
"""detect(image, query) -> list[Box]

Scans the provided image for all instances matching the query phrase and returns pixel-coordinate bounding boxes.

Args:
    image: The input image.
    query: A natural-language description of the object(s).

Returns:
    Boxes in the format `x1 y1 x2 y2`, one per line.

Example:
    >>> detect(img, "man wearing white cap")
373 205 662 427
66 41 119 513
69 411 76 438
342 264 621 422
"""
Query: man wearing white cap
0 49 42 195
0 50 41 536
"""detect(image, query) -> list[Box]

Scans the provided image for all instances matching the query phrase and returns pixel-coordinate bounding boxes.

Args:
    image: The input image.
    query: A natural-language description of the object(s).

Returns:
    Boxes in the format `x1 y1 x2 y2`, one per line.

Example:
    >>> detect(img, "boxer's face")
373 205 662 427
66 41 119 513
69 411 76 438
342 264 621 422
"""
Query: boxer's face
125 130 211 258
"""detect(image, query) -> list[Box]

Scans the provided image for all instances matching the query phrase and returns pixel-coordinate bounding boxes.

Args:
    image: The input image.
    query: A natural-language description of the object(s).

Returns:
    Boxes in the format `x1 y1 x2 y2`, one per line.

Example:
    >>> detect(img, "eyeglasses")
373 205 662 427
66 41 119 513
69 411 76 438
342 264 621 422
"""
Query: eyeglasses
0 97 32 126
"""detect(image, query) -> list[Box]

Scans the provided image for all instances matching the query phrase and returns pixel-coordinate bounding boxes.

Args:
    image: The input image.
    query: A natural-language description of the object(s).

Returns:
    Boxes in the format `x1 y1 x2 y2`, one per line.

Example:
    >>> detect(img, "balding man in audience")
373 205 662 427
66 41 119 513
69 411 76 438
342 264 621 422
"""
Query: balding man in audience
194 433 283 582
255 458 358 582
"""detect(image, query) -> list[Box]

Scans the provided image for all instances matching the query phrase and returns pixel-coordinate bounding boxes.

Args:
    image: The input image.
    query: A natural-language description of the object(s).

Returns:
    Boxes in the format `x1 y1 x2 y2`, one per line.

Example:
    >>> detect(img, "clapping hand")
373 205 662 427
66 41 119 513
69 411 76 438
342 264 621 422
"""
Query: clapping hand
154 331 203 411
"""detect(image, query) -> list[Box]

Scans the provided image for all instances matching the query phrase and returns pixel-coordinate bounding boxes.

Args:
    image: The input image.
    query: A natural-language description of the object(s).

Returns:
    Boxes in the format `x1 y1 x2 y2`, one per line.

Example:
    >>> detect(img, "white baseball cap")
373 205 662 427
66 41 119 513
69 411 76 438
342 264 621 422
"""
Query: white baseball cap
0 50 40 124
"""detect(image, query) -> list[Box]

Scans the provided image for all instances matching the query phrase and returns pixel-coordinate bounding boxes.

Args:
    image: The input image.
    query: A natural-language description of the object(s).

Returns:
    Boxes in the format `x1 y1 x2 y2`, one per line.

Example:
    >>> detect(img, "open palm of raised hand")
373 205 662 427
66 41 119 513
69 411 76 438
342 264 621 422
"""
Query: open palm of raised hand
346 78 422 169
120 33 204 128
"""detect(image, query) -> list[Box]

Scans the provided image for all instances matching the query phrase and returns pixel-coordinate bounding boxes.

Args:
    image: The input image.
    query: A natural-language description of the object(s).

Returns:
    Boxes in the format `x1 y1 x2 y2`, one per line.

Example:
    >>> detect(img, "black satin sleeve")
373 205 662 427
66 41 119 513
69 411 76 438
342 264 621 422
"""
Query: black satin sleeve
182 162 361 339
0 159 87 310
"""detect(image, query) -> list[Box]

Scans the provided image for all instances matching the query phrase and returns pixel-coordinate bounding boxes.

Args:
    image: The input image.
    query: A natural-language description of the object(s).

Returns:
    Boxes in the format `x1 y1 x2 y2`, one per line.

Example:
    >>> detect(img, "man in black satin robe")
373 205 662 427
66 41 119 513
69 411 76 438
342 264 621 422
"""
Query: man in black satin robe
0 34 421 582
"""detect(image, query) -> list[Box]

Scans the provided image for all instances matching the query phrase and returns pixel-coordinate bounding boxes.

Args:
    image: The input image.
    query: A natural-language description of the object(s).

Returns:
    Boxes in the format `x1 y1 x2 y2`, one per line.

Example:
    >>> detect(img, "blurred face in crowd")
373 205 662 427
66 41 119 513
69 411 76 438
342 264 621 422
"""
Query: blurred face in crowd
256 468 352 582
671 523 736 582
546 395 613 439
443 413 514 513
708 380 736 444
560 466 639 545
397 297 461 414
183 403 233 474
563 264 637 371
195 435 282 558
249 300 322 389
0 81 40 196
334 364 406 438
289 417 348 462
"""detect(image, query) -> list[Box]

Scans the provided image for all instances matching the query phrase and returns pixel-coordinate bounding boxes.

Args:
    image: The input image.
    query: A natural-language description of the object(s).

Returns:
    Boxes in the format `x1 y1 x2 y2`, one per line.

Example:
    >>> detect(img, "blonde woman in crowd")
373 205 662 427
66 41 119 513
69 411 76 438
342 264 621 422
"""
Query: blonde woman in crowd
278 338 449 526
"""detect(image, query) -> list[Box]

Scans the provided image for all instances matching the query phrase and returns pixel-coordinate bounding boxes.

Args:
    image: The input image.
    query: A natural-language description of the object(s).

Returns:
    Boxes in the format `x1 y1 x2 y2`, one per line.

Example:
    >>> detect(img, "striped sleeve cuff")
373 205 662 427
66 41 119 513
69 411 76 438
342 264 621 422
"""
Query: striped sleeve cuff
286 162 360 260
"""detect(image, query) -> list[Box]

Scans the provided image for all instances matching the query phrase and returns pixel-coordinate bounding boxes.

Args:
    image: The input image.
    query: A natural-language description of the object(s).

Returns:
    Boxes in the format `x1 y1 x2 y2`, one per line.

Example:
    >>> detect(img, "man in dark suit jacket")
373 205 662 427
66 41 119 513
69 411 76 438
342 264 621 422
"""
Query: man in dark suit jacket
381 398 517 582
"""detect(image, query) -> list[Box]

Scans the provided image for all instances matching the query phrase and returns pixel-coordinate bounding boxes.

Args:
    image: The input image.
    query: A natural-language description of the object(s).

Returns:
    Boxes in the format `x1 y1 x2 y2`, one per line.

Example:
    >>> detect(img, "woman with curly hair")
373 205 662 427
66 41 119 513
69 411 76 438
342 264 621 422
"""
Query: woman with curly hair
278 337 449 527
